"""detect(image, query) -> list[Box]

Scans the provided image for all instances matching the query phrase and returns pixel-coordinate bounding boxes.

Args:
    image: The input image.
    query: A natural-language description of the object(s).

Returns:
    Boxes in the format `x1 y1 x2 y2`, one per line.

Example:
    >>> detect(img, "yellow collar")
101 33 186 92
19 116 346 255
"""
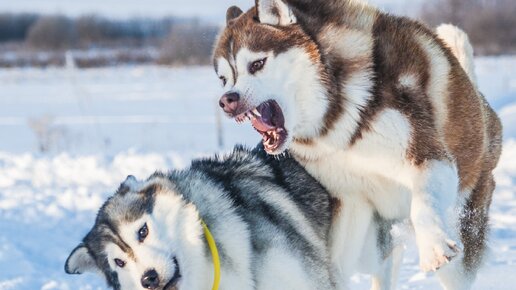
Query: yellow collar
201 220 221 290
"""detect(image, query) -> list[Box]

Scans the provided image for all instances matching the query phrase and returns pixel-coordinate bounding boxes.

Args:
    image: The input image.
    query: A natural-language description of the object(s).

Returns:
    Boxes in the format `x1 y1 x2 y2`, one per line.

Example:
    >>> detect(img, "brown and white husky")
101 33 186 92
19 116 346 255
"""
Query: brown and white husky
212 1 503 289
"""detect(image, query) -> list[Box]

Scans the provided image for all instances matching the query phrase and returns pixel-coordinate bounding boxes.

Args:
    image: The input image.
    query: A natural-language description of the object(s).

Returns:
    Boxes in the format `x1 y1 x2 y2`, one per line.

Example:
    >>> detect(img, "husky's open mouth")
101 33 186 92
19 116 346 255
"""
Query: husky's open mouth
235 100 287 153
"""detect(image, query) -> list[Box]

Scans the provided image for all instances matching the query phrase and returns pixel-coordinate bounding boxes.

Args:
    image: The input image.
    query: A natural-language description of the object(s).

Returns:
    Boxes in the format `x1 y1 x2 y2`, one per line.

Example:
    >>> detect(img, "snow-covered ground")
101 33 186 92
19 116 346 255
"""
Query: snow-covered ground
0 56 515 289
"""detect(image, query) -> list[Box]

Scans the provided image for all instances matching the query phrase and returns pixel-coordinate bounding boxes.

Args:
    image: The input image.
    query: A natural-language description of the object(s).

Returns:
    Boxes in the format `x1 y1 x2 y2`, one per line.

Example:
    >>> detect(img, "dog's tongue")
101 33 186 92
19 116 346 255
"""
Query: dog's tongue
251 103 276 132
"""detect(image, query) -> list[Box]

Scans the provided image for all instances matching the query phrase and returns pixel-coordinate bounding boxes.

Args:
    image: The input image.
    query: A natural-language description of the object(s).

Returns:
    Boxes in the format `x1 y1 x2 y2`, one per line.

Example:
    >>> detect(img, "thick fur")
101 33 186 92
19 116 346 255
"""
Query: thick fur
65 145 339 290
213 1 503 289
436 24 477 86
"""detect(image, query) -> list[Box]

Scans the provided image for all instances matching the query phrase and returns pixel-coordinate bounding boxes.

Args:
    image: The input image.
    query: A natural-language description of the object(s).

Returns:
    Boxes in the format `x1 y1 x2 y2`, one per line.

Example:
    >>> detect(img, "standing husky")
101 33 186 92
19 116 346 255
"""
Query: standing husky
65 146 337 290
213 1 502 289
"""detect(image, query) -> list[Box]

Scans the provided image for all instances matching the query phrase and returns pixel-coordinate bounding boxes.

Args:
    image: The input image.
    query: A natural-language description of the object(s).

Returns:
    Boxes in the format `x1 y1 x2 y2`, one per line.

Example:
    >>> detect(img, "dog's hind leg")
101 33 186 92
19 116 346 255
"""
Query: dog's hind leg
331 196 376 290
367 217 404 290
370 242 403 290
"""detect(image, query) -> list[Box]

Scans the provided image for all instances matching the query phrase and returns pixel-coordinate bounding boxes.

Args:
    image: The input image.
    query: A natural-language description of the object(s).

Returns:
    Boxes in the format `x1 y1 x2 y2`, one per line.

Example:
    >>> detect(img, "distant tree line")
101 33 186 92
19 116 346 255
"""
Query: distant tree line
159 23 219 65
0 13 38 42
0 13 178 49
0 13 218 67
420 0 516 55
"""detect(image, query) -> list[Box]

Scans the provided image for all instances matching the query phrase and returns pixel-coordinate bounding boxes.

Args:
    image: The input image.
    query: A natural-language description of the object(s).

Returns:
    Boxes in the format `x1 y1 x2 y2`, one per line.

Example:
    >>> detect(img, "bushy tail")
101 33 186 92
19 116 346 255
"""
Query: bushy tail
436 24 478 86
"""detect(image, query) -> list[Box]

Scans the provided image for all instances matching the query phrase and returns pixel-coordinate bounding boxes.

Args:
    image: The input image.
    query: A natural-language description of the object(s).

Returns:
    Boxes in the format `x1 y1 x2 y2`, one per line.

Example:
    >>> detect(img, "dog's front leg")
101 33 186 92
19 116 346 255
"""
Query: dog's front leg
410 160 461 272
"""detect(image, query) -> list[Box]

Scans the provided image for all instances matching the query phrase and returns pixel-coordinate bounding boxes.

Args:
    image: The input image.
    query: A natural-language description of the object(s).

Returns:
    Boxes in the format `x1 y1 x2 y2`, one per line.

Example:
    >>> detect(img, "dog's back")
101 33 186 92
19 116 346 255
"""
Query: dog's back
182 145 334 289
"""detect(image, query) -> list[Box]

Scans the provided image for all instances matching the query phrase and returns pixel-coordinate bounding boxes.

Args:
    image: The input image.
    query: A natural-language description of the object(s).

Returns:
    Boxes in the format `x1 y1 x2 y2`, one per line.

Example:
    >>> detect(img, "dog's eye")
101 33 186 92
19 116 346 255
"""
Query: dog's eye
114 258 126 268
219 76 227 86
138 223 149 242
249 58 267 74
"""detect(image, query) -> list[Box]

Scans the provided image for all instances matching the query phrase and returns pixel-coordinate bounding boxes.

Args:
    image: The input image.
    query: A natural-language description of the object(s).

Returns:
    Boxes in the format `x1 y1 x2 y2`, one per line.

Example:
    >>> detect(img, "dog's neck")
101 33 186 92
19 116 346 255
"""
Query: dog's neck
179 182 254 290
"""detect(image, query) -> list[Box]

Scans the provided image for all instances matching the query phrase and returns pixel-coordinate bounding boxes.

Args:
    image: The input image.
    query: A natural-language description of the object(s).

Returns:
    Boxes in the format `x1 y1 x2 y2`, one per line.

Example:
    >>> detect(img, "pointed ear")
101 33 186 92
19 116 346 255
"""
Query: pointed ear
255 0 297 26
226 6 243 24
65 244 97 274
117 175 140 195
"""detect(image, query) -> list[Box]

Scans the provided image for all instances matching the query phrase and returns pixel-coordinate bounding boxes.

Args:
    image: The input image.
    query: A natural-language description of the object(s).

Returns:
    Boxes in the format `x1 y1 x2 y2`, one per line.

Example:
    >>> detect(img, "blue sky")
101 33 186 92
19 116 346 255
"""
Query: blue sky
0 0 422 23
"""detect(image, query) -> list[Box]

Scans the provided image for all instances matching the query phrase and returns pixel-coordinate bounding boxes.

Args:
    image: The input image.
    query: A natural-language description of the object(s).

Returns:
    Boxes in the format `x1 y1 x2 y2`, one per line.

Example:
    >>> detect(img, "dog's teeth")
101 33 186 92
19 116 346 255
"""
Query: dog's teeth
265 135 272 145
252 108 261 117
236 113 247 122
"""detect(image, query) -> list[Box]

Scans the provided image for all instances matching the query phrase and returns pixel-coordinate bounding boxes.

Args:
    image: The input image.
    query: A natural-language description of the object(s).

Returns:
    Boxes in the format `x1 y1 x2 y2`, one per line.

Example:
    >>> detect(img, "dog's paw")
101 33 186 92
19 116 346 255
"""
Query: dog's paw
417 236 461 272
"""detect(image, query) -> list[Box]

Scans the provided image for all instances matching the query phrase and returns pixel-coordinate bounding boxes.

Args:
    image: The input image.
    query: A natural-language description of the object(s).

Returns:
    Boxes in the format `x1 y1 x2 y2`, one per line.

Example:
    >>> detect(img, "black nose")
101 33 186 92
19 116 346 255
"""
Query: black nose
219 92 240 114
141 269 160 289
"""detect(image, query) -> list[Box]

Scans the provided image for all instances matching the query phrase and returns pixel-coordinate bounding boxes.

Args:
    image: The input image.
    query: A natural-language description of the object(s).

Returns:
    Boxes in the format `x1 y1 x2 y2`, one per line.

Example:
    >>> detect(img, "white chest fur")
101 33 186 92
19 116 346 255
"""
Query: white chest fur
292 109 415 219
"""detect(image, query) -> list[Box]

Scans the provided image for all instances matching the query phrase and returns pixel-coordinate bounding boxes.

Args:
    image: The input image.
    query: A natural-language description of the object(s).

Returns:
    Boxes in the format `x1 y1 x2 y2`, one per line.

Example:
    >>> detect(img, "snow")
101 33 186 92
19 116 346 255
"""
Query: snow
0 66 256 155
0 56 515 289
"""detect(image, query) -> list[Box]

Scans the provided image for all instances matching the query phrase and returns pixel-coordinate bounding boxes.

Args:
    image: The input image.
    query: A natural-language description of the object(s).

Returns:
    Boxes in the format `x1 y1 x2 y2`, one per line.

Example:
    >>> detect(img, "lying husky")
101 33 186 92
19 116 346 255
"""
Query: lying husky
65 146 338 290
213 1 502 289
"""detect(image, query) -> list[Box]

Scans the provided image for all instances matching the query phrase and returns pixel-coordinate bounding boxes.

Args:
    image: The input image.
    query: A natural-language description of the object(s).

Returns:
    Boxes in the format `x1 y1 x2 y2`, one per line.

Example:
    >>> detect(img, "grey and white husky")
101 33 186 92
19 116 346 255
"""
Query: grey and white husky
65 146 337 290
213 1 502 289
